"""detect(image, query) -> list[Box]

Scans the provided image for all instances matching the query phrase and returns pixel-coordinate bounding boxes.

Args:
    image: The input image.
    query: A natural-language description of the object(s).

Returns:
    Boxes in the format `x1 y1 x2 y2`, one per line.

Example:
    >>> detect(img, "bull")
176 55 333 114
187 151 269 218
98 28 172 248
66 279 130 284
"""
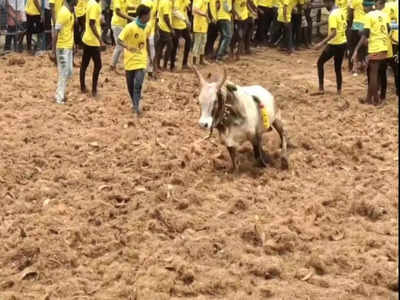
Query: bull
193 67 289 171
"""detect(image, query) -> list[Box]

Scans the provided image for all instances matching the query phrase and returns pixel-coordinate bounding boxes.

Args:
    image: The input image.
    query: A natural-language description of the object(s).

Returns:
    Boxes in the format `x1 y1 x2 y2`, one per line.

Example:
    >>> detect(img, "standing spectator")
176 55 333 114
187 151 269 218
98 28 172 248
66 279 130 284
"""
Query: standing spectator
141 0 158 78
352 0 390 105
118 4 153 115
215 0 233 62
192 0 209 65
110 0 133 72
171 0 191 70
231 0 249 59
25 0 43 53
155 0 174 70
80 0 103 97
245 0 257 53
270 0 294 54
51 0 76 104
74 0 87 48
204 0 218 58
255 0 274 46
314 0 347 95
347 0 366 73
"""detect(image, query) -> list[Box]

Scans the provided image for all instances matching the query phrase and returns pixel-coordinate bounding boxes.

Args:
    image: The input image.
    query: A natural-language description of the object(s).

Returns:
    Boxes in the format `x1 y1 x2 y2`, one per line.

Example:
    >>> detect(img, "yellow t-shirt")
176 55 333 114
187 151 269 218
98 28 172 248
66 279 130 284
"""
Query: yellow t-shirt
172 0 190 29
112 0 128 27
50 0 64 20
328 8 347 45
75 0 88 17
233 0 248 20
258 0 273 8
25 0 41 16
216 0 232 20
127 0 141 15
158 0 173 32
82 0 102 46
383 1 398 44
142 0 158 35
193 0 209 32
277 0 291 23
350 0 365 24
119 21 150 70
363 10 389 53
56 6 75 49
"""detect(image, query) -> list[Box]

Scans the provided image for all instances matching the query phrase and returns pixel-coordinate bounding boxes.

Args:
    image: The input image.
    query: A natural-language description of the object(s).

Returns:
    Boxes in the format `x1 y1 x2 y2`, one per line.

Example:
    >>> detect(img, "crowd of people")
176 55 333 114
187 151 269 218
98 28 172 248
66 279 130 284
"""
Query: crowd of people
1 0 398 113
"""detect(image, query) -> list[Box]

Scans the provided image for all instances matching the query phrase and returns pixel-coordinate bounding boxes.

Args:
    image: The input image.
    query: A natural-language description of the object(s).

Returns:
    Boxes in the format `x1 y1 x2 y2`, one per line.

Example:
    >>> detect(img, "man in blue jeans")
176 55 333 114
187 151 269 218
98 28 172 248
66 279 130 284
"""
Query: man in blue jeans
118 5 152 116
215 0 233 62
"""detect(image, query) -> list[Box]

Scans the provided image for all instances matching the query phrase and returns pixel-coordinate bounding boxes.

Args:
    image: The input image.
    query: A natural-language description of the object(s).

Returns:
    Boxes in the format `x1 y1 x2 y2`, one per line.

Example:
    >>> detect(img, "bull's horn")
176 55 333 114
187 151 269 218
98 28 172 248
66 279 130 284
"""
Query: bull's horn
192 66 206 86
217 67 227 90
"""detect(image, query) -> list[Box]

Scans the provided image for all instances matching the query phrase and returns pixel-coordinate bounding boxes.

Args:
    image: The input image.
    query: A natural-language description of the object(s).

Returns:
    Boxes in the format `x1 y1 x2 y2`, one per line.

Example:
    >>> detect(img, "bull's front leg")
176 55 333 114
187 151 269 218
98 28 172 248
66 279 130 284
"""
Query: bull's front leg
272 119 289 170
227 146 237 172
251 133 271 168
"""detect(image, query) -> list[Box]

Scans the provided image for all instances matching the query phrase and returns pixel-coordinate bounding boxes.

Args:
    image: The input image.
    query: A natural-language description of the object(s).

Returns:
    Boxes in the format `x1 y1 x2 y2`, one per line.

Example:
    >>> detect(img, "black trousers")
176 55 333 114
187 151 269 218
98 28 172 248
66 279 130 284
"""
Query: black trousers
205 22 218 57
80 43 102 93
245 17 255 52
378 56 399 99
348 29 367 71
171 28 191 69
255 6 274 44
317 43 346 91
291 13 302 48
270 21 293 51
44 9 52 49
155 29 173 69
231 19 248 54
74 15 86 47
26 14 42 50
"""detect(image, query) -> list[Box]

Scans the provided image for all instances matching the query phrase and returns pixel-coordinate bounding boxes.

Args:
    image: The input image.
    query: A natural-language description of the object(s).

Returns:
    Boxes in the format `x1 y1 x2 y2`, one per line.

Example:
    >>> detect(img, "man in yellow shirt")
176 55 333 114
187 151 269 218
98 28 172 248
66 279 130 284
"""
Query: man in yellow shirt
141 0 158 78
171 0 191 70
347 0 366 73
215 0 233 62
377 0 398 99
245 0 257 53
111 0 134 72
155 0 174 70
25 0 43 53
231 0 250 59
313 0 347 95
205 0 219 58
74 0 87 48
51 0 76 104
118 4 152 115
192 0 210 65
255 0 274 46
80 0 104 97
352 0 390 105
270 0 294 54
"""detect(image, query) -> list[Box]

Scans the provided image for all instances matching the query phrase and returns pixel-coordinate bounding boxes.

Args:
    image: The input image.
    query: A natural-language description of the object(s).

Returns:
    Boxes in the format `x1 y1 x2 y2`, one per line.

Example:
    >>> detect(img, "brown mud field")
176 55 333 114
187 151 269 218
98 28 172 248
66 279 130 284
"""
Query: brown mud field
0 47 398 300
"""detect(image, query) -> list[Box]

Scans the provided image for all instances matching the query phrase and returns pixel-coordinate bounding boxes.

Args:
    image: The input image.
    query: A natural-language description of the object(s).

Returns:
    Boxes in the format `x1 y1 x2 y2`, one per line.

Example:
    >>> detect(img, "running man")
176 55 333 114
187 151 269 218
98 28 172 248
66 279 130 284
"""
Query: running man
314 0 347 95
118 4 153 115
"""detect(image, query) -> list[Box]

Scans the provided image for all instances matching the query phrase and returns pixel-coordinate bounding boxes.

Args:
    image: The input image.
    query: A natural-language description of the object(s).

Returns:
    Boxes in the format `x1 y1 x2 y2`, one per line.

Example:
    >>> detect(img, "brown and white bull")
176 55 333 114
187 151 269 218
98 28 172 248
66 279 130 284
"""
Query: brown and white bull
193 67 289 171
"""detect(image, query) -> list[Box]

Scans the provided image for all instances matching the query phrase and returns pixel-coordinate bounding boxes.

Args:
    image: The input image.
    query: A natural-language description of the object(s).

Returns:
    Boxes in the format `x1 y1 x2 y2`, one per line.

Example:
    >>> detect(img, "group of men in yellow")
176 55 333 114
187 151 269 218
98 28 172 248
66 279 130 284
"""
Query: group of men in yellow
310 0 397 106
23 0 398 112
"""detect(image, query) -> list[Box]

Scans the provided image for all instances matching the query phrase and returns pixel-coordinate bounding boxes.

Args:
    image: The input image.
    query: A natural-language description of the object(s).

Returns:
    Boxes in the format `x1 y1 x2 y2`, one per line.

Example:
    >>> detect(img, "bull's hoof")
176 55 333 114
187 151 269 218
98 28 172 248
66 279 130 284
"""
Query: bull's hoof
281 157 289 170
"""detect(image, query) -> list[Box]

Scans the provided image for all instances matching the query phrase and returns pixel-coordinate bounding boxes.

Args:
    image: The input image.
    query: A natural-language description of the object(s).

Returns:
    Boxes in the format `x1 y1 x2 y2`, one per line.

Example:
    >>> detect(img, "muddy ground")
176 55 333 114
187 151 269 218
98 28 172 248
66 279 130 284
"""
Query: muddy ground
0 46 398 300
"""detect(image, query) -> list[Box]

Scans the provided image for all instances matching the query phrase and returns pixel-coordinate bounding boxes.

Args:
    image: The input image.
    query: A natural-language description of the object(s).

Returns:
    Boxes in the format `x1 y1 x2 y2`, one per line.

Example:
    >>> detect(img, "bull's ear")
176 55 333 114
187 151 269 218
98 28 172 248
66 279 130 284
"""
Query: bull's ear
192 66 206 86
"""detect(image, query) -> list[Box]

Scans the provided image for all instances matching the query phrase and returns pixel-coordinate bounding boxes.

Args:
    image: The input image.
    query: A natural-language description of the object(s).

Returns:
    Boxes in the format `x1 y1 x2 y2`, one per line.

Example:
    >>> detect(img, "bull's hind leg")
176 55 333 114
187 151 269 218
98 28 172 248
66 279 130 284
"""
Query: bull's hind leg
272 119 289 169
